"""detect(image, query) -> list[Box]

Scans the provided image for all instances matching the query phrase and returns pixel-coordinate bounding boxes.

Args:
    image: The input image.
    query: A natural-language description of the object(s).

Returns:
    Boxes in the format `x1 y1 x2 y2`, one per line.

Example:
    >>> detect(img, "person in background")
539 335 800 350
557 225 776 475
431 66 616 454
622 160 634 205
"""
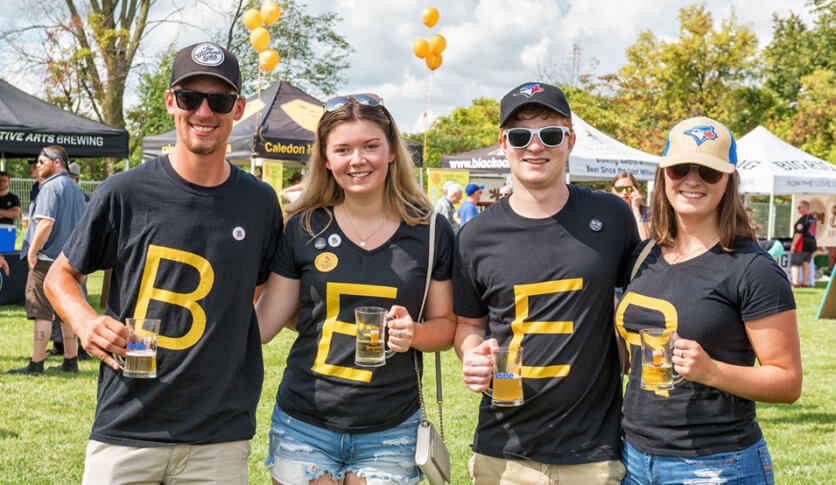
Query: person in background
279 172 306 205
8 145 86 375
457 183 483 227
611 171 650 240
28 160 42 203
790 200 816 288
435 181 463 230
0 170 21 225
617 116 801 484
746 207 763 233
68 162 90 204
498 184 512 199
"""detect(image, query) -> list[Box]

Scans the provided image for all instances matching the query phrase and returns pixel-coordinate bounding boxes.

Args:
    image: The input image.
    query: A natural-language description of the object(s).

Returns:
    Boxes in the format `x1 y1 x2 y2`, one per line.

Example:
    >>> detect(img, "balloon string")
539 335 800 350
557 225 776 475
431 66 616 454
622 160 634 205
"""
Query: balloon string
422 71 434 167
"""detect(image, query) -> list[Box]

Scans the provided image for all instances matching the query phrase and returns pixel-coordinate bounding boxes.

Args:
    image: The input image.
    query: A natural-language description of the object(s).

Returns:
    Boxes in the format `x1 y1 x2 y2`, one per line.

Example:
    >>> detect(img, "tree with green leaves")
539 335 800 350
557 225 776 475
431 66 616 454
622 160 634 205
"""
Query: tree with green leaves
616 4 763 152
1 0 156 175
405 98 500 168
217 0 352 97
125 45 176 167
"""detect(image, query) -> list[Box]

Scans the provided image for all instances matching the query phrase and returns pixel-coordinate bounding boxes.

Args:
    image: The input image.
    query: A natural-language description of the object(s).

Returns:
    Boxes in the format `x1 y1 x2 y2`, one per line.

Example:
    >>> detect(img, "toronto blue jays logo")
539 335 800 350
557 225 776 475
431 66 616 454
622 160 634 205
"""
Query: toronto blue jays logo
683 126 718 146
515 83 544 98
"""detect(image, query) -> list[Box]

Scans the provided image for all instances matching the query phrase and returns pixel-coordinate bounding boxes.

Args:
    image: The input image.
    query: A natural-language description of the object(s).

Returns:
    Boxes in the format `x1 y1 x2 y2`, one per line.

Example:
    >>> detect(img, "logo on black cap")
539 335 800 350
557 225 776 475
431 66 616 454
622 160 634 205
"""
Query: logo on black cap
515 83 544 98
191 43 224 67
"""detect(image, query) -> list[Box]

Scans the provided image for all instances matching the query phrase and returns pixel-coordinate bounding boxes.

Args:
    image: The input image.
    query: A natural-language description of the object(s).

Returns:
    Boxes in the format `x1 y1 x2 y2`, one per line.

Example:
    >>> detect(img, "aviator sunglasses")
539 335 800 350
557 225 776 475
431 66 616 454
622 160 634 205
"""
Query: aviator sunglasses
325 93 383 112
503 126 571 149
665 163 724 184
170 89 239 114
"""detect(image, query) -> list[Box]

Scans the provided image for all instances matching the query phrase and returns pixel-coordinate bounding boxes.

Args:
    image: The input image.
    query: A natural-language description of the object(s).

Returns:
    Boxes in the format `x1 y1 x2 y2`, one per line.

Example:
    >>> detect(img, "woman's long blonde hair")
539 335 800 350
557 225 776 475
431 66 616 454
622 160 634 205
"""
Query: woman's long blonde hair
288 99 432 238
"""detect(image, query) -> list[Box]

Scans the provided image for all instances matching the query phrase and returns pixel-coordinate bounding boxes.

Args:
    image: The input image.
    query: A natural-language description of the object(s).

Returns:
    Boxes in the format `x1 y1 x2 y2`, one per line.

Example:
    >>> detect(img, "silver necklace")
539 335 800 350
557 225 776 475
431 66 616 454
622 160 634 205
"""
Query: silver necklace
343 208 388 248
667 236 719 264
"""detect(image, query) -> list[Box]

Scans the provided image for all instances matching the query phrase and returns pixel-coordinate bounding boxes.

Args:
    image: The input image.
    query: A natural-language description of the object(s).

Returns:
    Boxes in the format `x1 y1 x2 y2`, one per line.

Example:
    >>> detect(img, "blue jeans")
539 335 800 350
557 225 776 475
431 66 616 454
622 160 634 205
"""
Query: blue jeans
265 405 423 484
622 439 774 484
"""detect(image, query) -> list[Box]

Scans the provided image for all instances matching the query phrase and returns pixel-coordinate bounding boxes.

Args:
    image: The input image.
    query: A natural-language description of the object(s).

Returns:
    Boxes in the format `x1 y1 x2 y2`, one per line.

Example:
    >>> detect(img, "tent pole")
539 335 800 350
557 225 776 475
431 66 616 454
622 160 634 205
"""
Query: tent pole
768 190 775 239
124 158 129 172
1 153 5 171
251 157 256 175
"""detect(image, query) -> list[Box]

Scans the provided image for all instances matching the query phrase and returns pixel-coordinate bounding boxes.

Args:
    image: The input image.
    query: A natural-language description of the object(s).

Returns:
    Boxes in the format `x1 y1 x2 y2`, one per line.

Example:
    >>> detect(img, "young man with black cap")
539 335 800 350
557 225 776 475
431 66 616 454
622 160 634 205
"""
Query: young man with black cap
45 42 282 483
453 82 639 483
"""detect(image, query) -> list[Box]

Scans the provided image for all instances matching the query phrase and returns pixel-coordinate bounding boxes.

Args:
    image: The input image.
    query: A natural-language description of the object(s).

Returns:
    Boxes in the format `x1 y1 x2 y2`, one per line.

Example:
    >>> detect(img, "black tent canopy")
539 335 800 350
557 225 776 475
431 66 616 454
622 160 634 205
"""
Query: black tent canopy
0 79 129 158
142 81 422 166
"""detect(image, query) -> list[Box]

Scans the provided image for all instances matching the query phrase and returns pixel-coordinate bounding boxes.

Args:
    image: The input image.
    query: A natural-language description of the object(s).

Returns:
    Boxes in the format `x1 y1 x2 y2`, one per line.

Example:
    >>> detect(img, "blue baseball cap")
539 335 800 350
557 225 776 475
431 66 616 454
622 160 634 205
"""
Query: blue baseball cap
465 183 484 196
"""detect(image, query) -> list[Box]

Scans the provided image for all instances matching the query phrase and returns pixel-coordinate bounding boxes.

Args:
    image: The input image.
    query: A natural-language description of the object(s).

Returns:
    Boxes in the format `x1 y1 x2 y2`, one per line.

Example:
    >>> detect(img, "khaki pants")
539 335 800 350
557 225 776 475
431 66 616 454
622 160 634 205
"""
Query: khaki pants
468 452 625 485
82 439 250 485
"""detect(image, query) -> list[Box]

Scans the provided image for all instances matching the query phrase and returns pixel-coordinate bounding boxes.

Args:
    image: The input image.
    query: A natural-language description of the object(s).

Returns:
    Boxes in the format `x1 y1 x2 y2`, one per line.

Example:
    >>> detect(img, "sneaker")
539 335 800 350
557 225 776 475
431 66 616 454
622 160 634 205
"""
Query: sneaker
7 360 44 375
49 357 79 373
77 347 91 361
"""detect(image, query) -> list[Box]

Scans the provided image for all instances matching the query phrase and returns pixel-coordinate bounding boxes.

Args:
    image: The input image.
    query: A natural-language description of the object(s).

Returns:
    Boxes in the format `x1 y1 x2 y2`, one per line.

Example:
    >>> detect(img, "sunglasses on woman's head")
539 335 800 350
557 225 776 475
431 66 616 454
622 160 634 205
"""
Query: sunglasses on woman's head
170 89 239 114
324 94 383 112
503 126 571 149
665 163 724 184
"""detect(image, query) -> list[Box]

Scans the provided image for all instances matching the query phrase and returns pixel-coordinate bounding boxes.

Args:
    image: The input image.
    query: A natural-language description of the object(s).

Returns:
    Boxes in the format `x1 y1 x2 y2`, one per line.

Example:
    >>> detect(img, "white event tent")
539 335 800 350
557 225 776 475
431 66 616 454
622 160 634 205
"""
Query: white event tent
737 126 836 237
439 114 659 181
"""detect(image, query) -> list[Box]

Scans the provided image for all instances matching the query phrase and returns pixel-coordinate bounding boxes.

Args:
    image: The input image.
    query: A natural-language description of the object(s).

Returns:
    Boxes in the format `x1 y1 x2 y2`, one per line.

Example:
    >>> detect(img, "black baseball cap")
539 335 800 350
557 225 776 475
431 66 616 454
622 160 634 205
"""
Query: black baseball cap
170 42 242 93
499 82 572 127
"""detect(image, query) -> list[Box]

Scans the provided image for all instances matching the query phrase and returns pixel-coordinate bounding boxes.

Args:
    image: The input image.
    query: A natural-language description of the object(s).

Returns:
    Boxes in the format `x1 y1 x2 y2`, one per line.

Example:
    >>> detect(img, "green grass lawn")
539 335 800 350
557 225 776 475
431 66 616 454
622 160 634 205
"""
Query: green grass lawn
0 274 833 483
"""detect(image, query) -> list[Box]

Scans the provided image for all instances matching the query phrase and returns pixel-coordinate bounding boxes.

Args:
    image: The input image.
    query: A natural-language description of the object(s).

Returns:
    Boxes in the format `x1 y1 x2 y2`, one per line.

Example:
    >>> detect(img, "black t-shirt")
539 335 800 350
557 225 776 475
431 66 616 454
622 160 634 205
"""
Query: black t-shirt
64 156 282 446
617 239 795 457
0 192 20 224
453 186 639 465
794 214 817 252
271 208 455 433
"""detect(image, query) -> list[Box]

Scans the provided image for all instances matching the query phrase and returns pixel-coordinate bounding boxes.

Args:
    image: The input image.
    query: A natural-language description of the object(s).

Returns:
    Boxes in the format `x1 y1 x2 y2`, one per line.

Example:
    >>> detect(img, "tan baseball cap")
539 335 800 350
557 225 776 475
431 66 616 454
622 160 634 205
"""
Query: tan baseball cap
660 116 737 174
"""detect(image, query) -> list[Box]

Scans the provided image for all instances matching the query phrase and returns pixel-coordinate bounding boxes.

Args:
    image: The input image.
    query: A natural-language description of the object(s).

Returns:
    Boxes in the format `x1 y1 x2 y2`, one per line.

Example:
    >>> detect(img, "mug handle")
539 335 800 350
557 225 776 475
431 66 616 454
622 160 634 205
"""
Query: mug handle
113 353 126 370
671 333 685 386
383 317 395 360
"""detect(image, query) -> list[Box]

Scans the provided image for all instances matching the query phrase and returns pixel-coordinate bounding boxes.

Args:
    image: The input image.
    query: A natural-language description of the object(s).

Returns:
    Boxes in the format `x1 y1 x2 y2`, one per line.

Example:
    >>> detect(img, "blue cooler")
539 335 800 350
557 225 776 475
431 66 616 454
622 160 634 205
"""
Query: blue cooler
0 225 16 253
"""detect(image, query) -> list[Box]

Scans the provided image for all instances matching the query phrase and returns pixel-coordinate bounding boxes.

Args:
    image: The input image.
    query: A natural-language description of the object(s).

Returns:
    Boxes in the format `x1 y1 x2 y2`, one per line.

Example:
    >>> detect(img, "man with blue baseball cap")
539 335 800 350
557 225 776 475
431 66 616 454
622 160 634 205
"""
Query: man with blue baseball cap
457 183 484 226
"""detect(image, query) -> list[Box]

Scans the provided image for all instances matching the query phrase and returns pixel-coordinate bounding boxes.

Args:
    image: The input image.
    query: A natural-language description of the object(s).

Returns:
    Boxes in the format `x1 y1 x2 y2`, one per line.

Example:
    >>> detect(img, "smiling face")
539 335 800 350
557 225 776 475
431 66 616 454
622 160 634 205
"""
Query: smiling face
499 111 575 191
664 164 728 221
165 75 244 157
324 119 395 198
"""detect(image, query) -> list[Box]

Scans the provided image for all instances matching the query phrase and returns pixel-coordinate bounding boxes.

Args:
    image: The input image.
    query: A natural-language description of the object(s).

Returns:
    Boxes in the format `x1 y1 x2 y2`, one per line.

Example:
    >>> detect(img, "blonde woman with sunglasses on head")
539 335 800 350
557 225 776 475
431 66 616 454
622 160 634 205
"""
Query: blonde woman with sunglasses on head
256 94 456 485
611 171 651 240
615 117 802 484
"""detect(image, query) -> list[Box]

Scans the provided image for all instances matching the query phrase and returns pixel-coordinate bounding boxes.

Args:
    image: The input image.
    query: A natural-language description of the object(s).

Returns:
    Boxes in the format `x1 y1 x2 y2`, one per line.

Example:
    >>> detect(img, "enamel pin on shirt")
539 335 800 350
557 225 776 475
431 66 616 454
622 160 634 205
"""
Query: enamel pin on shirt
314 238 327 250
589 219 603 232
328 234 342 248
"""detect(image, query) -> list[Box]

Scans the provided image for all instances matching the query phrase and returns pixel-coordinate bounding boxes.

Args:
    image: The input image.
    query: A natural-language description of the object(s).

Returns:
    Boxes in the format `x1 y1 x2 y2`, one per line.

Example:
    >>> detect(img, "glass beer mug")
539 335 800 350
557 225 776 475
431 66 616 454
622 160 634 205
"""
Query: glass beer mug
355 306 395 367
115 318 160 378
485 347 524 407
640 328 684 391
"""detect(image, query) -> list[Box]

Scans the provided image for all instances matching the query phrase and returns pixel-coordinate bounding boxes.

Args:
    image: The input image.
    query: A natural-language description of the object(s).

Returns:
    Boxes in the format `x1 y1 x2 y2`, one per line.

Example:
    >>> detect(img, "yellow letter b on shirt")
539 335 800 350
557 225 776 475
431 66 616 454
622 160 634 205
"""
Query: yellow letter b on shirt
134 245 214 350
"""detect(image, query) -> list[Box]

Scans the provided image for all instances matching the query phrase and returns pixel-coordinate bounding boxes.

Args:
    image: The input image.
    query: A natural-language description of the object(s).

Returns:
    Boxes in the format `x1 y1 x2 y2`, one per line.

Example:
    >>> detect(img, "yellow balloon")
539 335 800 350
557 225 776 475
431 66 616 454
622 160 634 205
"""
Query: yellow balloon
259 49 280 71
412 38 429 59
425 52 442 70
250 27 270 52
242 9 262 31
422 7 439 28
429 34 446 54
261 2 281 25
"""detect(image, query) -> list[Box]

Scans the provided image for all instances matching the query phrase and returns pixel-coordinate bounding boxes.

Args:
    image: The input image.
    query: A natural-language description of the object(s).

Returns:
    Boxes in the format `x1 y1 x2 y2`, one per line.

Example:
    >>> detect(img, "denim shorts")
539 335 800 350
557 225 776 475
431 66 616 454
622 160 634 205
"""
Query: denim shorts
622 438 775 485
264 405 423 484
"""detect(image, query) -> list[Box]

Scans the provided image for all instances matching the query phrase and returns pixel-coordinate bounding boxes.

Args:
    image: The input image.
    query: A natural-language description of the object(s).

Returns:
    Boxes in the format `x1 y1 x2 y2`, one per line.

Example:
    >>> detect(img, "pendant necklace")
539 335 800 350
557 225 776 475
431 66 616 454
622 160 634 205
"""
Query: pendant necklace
667 236 719 264
343 208 387 248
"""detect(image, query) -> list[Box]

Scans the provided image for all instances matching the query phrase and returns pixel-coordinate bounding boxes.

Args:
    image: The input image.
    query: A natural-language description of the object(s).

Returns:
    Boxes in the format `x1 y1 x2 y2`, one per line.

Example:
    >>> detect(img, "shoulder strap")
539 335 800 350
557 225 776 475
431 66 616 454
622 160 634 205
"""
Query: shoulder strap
414 211 444 439
630 239 656 282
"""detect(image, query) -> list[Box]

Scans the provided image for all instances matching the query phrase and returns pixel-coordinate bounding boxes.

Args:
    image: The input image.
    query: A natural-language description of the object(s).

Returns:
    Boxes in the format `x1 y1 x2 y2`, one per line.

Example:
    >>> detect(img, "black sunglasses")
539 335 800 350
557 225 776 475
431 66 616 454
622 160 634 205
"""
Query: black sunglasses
170 89 239 114
324 94 383 112
665 164 724 184
503 126 571 149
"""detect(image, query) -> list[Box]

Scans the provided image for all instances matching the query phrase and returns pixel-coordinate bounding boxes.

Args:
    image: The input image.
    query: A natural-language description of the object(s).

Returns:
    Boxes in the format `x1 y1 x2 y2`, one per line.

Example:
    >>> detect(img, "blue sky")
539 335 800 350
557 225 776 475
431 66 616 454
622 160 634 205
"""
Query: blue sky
0 0 816 133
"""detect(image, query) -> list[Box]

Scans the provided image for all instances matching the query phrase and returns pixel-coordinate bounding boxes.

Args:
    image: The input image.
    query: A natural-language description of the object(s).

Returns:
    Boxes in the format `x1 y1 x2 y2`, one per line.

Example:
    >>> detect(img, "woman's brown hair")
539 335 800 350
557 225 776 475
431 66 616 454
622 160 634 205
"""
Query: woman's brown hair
288 99 431 238
650 168 756 250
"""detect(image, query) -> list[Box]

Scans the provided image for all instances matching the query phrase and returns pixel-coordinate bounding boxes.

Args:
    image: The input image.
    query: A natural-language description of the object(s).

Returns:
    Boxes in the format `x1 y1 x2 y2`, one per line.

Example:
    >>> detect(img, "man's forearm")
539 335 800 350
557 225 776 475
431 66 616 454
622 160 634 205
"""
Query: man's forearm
0 207 20 219
454 318 486 360
28 219 54 256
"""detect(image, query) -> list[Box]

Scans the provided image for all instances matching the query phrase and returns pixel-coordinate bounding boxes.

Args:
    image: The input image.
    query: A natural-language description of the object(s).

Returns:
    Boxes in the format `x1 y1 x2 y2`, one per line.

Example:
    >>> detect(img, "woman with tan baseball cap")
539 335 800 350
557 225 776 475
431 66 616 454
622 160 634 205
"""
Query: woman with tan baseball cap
616 116 802 484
